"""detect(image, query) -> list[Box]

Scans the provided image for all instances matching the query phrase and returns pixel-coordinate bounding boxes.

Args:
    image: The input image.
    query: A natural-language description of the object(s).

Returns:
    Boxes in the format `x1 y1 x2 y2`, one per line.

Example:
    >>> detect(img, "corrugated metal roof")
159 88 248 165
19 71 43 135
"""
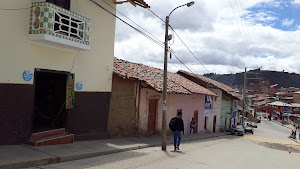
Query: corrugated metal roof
291 103 300 108
268 101 291 107
114 58 217 96
254 100 267 107
177 70 242 100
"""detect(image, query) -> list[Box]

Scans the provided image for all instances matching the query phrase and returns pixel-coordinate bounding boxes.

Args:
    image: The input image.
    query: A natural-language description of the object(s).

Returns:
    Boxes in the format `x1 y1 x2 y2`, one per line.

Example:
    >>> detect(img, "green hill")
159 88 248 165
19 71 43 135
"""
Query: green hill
204 70 300 88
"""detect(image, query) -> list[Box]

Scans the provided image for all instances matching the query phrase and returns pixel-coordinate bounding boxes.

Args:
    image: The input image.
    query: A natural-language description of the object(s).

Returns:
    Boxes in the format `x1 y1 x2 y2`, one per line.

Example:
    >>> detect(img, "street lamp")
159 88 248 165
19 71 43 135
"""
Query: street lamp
161 1 195 151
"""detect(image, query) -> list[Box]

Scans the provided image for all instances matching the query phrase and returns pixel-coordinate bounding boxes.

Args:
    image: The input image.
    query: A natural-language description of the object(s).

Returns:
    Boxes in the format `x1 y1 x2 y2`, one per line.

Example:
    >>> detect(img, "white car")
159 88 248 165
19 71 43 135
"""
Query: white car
230 125 244 136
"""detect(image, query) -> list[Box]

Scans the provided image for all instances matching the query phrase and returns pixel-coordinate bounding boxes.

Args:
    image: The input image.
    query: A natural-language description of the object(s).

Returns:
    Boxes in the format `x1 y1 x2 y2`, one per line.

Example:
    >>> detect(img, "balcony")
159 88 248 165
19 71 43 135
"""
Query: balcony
29 2 91 51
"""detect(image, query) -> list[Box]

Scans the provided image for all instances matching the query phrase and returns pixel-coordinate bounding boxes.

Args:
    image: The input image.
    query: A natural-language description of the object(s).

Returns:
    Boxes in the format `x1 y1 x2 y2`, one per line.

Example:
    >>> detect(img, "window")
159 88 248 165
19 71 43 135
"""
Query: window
47 0 70 10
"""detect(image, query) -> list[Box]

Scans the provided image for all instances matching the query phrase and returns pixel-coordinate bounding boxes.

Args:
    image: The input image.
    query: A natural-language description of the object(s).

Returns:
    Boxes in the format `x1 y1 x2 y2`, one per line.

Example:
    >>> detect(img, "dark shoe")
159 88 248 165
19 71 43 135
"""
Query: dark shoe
174 147 177 151
177 146 180 150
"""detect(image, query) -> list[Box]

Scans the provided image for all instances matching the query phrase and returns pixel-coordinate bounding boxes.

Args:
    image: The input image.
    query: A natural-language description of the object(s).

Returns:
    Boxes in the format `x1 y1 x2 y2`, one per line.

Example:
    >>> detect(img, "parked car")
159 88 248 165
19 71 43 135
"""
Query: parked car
244 126 254 134
230 125 244 136
247 122 257 128
256 118 261 123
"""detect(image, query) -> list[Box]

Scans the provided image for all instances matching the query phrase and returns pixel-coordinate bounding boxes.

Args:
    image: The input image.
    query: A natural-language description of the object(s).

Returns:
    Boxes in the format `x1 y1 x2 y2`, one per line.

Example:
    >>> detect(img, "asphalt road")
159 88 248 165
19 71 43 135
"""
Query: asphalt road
27 120 300 169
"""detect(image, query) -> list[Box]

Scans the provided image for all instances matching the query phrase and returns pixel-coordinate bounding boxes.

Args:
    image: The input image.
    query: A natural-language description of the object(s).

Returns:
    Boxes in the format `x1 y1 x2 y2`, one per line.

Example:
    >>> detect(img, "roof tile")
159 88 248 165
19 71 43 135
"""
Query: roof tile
114 58 217 96
178 70 242 100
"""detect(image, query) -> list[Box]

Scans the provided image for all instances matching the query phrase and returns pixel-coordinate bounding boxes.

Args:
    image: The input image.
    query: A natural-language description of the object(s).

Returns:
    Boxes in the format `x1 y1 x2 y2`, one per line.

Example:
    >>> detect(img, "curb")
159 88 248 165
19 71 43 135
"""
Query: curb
288 137 300 144
0 133 229 169
272 120 293 130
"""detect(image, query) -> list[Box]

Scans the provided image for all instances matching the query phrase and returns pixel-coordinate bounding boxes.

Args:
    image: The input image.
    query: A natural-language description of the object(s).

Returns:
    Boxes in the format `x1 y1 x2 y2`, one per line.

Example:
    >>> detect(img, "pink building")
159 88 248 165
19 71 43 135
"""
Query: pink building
108 58 216 136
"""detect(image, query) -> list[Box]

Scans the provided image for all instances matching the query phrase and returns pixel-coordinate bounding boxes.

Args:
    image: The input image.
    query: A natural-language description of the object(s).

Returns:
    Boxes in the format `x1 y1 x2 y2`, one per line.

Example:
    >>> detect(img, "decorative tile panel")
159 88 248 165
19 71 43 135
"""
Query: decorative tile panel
29 1 91 49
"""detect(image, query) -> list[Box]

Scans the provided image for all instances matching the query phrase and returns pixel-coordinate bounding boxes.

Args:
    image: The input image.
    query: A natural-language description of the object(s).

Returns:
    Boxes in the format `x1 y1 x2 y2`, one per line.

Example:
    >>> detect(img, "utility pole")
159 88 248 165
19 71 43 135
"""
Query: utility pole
242 67 261 127
161 16 169 151
161 1 195 151
243 67 247 127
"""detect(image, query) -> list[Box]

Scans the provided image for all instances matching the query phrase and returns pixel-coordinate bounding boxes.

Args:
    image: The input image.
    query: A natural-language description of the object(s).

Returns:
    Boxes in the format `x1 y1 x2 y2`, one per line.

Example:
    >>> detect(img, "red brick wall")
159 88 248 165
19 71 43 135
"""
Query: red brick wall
293 94 300 103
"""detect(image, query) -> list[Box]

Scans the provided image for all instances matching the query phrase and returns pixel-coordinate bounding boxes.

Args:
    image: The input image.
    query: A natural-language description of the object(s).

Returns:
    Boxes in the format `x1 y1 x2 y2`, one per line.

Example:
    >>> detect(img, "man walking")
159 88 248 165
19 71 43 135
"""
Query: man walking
173 111 184 151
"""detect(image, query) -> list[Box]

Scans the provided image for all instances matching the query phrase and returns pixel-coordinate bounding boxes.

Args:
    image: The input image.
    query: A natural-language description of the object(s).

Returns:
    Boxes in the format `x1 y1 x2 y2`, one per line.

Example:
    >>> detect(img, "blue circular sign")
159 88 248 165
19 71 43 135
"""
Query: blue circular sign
76 82 83 90
23 70 33 81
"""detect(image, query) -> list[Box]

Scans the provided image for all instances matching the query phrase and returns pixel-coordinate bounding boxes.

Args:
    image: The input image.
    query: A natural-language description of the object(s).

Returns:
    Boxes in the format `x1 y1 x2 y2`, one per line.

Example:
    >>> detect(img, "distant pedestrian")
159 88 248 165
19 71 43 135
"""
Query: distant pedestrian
190 118 197 135
170 111 184 151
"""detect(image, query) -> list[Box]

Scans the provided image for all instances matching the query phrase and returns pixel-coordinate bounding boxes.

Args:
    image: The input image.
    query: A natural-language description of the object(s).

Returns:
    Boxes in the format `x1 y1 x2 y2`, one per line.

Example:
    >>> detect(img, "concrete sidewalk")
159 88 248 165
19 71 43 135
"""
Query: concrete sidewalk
273 120 294 130
0 132 229 169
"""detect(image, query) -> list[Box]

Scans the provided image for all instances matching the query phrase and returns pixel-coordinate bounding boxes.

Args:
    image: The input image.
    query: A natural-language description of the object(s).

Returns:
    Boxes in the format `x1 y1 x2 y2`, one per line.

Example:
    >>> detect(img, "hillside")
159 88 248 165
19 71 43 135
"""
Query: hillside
204 70 300 89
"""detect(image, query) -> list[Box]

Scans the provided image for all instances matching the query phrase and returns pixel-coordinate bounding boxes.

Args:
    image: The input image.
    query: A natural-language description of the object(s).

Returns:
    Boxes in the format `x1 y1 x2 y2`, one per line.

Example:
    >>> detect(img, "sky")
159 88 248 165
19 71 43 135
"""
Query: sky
111 0 300 75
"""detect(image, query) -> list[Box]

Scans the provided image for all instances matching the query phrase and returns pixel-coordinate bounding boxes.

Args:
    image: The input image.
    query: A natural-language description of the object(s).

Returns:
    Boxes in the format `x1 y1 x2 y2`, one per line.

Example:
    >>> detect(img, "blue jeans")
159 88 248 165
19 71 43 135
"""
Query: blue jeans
173 131 182 147
190 127 195 134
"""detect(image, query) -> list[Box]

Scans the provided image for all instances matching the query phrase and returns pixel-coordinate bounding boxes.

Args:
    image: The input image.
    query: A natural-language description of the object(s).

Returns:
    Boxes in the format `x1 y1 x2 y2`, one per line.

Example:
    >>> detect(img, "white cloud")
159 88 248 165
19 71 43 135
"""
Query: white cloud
282 18 294 26
292 0 300 5
114 0 300 75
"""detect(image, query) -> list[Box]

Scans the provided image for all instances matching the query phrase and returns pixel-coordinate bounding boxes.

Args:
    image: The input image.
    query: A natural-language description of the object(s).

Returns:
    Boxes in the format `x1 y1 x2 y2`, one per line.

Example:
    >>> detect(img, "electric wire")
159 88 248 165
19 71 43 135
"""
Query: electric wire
147 8 212 74
237 0 256 54
147 8 165 23
76 0 81 14
90 0 164 48
100 0 164 44
228 0 252 56
0 7 31 10
169 49 196 73
70 51 80 72
169 26 212 74
234 0 254 54
90 0 196 74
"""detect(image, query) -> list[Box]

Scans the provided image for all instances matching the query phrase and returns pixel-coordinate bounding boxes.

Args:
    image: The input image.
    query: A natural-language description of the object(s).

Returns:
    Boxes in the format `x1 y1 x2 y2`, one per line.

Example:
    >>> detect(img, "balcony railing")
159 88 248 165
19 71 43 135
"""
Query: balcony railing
29 2 91 50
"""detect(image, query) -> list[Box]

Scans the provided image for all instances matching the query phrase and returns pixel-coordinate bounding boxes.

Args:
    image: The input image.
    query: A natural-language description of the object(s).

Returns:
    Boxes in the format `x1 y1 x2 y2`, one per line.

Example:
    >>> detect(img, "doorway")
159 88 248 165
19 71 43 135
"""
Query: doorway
194 111 198 133
213 115 217 133
147 99 158 134
204 116 207 130
32 69 68 133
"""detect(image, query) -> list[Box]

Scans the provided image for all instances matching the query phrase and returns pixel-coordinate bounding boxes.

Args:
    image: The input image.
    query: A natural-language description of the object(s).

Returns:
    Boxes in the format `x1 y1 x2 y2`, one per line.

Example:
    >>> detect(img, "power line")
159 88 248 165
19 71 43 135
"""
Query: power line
147 8 165 23
170 26 211 74
233 0 254 54
75 0 81 14
89 0 164 47
100 0 164 44
89 0 195 74
228 0 252 56
169 49 197 74
0 7 31 10
237 0 256 54
147 8 212 74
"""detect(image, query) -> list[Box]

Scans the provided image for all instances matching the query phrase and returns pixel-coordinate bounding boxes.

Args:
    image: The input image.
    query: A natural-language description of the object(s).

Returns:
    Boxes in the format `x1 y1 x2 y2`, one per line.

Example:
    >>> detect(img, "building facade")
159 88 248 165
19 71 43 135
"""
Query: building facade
177 70 242 132
108 58 217 136
0 0 118 144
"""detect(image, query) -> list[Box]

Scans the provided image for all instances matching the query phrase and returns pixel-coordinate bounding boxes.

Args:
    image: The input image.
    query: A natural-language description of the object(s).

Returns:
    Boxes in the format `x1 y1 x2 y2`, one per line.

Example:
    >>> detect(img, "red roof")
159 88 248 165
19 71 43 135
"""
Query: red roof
114 58 217 96
178 70 242 100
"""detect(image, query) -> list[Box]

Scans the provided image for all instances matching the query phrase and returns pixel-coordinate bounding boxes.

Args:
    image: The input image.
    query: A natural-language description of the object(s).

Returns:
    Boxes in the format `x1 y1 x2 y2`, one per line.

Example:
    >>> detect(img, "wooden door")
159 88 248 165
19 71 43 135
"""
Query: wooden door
148 99 158 134
213 115 217 133
204 116 207 130
194 111 198 133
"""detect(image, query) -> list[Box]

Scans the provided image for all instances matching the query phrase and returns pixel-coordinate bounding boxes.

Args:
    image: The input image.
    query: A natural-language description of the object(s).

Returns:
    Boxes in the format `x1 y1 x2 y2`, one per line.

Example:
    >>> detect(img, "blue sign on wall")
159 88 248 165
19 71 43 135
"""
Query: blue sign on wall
76 82 83 90
23 70 33 81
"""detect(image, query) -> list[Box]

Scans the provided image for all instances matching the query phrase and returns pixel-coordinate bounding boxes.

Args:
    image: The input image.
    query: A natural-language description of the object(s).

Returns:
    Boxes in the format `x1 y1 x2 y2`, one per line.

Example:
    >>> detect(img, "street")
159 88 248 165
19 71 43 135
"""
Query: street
27 120 300 169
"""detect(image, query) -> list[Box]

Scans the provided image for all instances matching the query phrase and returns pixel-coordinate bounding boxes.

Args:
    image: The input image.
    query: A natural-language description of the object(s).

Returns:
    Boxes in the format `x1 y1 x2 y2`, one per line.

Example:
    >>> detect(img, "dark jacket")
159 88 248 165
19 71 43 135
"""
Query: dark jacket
174 117 184 133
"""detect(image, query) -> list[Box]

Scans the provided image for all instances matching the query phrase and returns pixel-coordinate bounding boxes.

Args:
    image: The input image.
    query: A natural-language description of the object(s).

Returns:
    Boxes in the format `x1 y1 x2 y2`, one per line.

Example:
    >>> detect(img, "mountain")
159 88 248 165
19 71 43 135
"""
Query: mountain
204 70 300 89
